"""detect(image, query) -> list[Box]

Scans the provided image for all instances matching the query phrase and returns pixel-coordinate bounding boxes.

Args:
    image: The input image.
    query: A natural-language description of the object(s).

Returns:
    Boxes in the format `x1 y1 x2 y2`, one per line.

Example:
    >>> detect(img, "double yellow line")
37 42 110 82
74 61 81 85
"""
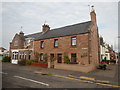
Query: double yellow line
34 71 120 88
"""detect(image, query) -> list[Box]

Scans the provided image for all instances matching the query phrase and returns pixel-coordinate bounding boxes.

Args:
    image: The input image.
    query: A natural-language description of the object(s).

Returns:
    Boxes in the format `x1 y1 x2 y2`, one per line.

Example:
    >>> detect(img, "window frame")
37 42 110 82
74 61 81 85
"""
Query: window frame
40 53 44 61
71 37 77 47
54 39 58 48
14 40 18 46
40 41 44 49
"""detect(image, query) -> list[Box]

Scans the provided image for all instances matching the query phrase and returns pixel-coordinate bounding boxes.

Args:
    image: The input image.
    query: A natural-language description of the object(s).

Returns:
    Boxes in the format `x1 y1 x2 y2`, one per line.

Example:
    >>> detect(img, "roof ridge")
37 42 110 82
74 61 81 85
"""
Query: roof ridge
50 21 91 31
25 32 42 36
24 21 92 40
25 21 91 36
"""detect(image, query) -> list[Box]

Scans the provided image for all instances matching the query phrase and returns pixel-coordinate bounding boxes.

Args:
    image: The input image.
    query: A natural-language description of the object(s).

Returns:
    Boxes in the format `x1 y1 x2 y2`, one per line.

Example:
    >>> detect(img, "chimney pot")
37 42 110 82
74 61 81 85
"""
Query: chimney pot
90 6 96 22
42 24 50 33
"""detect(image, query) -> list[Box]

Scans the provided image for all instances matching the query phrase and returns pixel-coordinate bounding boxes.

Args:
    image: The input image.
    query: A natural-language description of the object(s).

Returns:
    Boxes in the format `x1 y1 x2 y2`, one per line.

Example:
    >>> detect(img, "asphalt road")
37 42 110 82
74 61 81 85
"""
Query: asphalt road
2 62 119 88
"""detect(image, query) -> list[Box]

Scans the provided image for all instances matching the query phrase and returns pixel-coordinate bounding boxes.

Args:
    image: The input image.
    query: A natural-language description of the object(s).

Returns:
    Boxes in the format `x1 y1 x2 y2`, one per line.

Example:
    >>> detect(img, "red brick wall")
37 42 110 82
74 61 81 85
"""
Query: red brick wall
34 33 89 65
89 22 100 64
10 34 24 49
9 34 24 57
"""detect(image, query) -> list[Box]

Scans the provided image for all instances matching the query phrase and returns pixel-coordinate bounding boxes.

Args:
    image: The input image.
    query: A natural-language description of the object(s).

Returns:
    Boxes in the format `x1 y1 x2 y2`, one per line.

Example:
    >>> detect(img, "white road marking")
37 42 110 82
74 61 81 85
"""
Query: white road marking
14 75 49 87
0 72 8 74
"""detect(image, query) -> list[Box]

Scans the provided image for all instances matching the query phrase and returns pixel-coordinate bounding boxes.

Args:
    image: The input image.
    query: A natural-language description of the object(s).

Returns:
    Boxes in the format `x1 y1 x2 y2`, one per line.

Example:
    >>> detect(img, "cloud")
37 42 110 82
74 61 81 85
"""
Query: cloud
2 2 118 51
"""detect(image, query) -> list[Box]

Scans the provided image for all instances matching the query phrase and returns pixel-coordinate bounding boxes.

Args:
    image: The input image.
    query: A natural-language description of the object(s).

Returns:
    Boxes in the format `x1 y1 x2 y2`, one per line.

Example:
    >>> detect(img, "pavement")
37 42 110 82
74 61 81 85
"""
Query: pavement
2 62 120 88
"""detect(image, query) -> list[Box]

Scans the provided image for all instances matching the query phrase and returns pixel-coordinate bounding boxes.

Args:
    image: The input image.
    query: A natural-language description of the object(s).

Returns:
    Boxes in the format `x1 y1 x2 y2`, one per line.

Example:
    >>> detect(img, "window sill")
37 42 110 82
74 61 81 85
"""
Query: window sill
54 47 58 48
71 46 77 48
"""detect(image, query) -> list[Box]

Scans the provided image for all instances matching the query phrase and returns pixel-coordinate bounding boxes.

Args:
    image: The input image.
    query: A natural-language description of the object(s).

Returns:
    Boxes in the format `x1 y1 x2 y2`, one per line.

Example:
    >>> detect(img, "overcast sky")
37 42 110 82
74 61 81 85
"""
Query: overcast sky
1 2 119 51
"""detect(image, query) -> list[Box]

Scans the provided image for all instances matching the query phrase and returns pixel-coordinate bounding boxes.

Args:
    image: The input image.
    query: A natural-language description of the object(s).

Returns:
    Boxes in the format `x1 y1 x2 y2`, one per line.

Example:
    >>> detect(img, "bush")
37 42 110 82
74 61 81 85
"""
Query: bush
18 59 26 65
110 60 116 63
64 56 70 64
27 60 33 65
2 56 11 62
101 60 110 64
99 62 108 70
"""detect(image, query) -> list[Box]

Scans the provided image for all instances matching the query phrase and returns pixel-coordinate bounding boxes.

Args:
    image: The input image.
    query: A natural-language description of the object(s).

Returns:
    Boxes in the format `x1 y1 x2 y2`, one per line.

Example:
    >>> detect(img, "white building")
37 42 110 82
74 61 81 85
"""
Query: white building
0 47 9 56
100 37 111 61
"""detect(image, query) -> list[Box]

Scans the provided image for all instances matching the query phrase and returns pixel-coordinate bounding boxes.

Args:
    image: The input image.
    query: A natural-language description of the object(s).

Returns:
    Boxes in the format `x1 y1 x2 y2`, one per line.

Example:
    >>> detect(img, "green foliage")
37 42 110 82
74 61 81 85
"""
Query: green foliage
18 59 26 65
110 60 115 62
64 56 70 64
102 60 109 62
2 56 11 62
99 63 107 70
27 60 33 65
99 64 107 67
43 54 48 63
101 60 110 64
110 60 116 63
34 52 39 62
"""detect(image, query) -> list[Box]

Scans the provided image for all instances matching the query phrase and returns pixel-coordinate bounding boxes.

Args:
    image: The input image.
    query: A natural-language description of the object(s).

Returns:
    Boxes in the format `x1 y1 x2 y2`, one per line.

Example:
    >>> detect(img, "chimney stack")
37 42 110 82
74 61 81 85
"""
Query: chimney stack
19 31 24 37
42 24 50 33
90 5 96 23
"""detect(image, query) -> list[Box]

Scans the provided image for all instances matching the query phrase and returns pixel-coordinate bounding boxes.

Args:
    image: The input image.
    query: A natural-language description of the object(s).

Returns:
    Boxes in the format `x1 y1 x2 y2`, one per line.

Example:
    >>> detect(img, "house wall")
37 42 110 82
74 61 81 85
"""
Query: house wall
9 34 24 58
10 35 35 60
89 22 100 64
100 45 106 60
0 50 3 55
10 34 24 50
34 33 89 65
54 62 96 73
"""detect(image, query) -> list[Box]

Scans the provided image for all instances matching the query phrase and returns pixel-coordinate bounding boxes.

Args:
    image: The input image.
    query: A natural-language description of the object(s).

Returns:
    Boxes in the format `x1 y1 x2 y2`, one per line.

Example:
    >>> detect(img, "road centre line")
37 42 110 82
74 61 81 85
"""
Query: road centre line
69 75 110 84
53 74 120 88
14 75 49 87
34 71 120 88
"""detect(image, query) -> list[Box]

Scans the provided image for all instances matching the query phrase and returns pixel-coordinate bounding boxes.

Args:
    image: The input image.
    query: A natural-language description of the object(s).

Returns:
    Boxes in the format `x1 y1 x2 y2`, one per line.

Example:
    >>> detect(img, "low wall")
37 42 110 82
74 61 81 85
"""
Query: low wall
31 63 48 68
54 63 97 73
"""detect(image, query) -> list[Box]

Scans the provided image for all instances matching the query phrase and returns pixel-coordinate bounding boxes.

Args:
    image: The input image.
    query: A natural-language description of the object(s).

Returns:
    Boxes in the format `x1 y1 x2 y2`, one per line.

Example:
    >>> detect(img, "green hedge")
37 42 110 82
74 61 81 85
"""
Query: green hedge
2 56 11 62
110 60 116 63
64 56 70 64
27 60 33 65
101 60 110 62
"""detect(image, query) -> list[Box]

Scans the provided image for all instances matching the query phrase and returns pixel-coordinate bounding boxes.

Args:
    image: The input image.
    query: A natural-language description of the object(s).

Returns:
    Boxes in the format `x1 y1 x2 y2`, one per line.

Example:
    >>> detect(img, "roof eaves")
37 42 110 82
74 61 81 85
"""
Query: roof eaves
34 32 89 41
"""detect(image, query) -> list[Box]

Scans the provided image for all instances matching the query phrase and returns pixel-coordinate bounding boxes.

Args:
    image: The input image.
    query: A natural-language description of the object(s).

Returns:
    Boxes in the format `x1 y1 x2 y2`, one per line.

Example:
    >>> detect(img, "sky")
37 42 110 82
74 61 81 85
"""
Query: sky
1 2 119 51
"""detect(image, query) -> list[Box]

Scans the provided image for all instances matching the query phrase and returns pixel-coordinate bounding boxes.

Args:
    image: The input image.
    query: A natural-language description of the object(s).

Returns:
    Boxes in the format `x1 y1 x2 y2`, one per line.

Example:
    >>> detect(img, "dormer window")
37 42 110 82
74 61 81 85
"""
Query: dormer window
14 40 18 46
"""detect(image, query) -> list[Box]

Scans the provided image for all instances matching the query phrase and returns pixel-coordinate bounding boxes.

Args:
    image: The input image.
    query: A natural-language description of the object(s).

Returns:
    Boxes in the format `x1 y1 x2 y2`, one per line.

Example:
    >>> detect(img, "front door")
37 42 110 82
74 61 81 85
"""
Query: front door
57 54 62 63
50 54 54 68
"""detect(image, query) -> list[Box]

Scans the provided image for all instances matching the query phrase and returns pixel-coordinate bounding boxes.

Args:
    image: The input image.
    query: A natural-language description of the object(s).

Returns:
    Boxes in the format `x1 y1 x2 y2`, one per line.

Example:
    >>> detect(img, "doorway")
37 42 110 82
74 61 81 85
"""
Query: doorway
50 54 54 68
57 54 62 63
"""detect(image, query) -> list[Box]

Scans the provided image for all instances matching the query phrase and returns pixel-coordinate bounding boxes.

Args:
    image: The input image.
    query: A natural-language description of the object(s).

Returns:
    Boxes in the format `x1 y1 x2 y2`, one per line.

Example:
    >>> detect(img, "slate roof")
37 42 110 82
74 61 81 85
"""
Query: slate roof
24 21 92 41
19 35 26 41
25 32 43 39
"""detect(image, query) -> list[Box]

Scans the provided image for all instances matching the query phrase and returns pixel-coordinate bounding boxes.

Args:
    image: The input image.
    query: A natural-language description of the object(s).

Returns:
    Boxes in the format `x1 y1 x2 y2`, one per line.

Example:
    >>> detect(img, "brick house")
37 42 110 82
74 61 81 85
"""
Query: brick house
9 7 100 72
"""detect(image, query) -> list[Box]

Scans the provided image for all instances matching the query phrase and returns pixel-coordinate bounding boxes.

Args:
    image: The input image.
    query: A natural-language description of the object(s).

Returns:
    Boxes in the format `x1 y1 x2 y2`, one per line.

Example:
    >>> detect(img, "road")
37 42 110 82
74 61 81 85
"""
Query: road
2 62 119 88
